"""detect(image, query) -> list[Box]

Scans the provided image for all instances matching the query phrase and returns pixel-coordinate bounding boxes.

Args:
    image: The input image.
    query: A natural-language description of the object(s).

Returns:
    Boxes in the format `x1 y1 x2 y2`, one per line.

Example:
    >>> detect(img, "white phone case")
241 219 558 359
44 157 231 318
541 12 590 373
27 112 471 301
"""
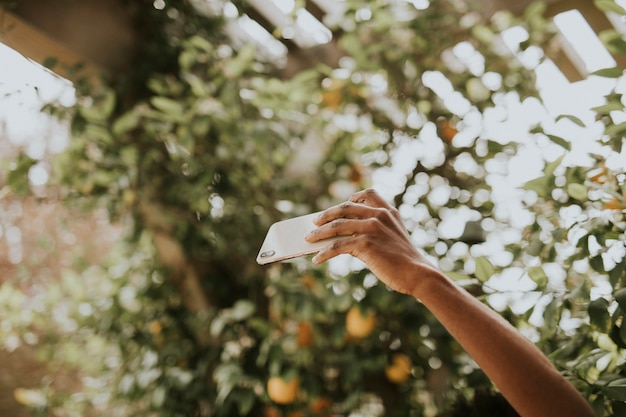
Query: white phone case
256 212 342 265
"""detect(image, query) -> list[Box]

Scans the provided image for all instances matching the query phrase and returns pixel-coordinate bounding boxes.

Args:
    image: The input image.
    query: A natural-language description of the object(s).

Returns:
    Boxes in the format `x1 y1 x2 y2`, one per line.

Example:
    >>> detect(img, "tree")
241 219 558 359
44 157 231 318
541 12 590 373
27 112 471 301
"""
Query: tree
1 0 625 416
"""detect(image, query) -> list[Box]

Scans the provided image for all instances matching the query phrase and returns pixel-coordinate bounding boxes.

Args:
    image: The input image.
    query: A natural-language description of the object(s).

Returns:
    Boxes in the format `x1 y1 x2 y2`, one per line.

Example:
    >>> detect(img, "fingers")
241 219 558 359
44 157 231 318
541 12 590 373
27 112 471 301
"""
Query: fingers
306 217 371 242
313 202 366 227
313 189 390 227
305 188 401 263
311 235 357 264
349 188 392 210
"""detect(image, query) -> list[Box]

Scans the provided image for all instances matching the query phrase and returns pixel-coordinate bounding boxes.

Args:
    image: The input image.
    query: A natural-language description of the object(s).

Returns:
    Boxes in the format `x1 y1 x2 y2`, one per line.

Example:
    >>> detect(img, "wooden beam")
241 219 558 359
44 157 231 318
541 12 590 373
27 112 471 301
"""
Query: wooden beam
546 0 626 69
0 10 104 84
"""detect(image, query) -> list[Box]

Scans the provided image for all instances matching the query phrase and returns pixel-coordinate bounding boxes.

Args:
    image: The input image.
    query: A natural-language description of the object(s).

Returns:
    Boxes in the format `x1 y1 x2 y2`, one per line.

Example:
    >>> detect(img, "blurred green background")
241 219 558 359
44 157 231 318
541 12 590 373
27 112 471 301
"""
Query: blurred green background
0 0 625 416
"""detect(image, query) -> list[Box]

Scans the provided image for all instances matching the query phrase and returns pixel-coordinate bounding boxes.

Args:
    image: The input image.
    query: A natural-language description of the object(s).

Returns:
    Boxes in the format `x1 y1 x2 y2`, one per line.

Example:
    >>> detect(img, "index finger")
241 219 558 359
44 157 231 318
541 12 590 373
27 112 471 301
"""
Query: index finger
313 201 369 226
349 188 393 209
313 189 390 226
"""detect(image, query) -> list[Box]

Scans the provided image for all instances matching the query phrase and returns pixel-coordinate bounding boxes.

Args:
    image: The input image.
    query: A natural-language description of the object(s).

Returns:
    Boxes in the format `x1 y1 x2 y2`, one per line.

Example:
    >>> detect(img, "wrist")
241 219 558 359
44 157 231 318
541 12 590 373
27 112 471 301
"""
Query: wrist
405 261 450 300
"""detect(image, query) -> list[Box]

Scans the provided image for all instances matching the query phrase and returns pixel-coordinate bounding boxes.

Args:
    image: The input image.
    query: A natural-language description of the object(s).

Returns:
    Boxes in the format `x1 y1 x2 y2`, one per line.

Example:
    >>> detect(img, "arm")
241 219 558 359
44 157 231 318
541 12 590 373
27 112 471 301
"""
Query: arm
304 188 595 417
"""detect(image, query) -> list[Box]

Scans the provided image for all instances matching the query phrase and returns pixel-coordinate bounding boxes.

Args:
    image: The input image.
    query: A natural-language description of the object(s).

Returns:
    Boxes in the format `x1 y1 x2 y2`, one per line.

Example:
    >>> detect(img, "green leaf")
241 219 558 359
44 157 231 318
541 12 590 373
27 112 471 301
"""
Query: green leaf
475 256 495 282
609 259 626 287
523 1 547 20
612 401 626 416
84 124 113 144
522 154 565 196
589 297 611 332
150 96 184 117
79 105 106 123
223 44 256 79
601 377 626 401
566 183 588 201
113 111 141 136
545 155 564 176
591 395 606 417
543 296 561 333
605 121 626 137
611 311 626 348
594 0 626 15
213 363 242 385
231 300 256 321
523 176 550 197
592 101 625 115
620 317 626 347
100 90 116 118
237 389 256 415
188 35 215 53
555 114 585 127
472 25 494 44
184 73 209 97
603 34 626 55
614 287 626 309
447 271 472 282
591 66 624 78
6 154 37 195
590 255 605 273
528 266 548 288
546 134 572 150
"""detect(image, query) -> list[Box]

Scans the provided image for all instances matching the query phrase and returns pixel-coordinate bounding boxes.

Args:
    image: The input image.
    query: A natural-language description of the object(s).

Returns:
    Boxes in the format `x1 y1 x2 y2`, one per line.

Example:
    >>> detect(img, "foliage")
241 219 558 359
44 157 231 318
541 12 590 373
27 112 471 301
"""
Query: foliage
1 0 625 416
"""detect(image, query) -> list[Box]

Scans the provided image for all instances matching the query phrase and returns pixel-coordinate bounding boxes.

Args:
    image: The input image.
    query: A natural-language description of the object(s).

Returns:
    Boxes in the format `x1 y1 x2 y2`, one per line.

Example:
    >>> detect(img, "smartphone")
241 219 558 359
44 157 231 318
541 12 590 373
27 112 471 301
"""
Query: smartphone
256 212 343 265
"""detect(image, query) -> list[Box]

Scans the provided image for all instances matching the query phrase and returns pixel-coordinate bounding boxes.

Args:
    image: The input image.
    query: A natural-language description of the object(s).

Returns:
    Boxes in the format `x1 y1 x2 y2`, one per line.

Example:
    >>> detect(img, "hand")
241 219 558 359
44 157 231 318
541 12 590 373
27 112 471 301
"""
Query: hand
306 189 597 417
304 189 440 296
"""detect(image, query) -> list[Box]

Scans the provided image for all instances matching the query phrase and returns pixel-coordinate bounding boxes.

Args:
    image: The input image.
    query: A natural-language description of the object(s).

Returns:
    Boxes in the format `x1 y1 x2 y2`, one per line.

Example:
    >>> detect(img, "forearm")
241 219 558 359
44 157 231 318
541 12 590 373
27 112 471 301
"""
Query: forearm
413 267 595 417
306 189 595 416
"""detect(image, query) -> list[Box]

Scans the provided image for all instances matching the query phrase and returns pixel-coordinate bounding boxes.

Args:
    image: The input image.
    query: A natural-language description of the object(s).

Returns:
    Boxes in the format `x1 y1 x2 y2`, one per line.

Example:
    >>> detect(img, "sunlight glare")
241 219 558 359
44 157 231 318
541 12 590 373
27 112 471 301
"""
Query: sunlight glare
554 9 616 74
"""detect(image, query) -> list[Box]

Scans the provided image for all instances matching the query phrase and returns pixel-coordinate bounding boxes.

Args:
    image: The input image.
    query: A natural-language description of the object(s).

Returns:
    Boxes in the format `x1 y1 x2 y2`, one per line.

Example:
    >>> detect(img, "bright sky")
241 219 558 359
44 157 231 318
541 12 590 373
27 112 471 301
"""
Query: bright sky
0 42 74 159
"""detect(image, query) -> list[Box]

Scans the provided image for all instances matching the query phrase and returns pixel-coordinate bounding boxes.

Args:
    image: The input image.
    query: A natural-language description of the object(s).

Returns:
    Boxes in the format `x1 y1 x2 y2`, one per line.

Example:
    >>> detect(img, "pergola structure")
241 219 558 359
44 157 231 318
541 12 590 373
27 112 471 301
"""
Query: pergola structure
1 0 624 85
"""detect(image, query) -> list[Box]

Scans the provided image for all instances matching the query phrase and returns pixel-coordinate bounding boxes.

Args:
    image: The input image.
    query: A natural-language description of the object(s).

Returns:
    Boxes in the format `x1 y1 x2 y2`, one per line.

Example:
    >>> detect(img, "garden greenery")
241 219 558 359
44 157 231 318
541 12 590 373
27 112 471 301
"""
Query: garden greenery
1 0 625 416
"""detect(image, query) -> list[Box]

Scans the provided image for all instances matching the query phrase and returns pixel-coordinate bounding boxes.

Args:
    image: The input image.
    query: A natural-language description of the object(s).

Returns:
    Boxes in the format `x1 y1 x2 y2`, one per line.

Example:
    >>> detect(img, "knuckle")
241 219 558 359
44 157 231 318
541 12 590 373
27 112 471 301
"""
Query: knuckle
330 239 343 250
363 188 377 197
365 217 378 227
374 207 397 224
372 208 388 222
350 189 363 199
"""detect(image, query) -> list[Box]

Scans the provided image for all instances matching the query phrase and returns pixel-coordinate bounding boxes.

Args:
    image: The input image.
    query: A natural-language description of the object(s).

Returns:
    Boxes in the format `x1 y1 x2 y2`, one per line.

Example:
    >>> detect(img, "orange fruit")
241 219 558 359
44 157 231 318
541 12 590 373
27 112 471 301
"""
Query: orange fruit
320 79 344 109
264 406 282 417
296 322 314 347
438 120 458 142
321 90 342 109
385 353 412 383
148 320 162 334
309 396 332 415
267 376 299 405
346 306 376 339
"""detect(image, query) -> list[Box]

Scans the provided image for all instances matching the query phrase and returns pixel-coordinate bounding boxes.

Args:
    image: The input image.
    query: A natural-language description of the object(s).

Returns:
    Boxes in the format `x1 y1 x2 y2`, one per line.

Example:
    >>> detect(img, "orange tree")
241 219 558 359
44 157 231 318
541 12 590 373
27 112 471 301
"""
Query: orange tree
1 0 625 416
